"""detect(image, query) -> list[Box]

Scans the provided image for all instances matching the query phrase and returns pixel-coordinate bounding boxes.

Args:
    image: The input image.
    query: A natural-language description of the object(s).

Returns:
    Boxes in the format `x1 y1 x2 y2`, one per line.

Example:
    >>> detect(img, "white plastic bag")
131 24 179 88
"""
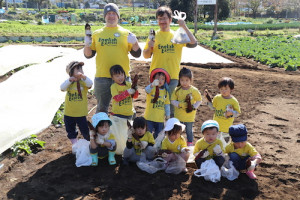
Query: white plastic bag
221 161 239 181
72 139 92 167
171 10 191 44
110 115 129 155
194 159 221 183
137 157 167 174
165 153 186 174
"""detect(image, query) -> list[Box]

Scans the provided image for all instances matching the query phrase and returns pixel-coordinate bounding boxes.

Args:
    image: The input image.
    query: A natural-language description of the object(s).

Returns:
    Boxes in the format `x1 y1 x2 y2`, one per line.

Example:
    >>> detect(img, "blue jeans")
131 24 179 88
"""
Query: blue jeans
229 152 250 170
168 79 178 117
147 120 164 139
64 115 89 140
182 122 193 143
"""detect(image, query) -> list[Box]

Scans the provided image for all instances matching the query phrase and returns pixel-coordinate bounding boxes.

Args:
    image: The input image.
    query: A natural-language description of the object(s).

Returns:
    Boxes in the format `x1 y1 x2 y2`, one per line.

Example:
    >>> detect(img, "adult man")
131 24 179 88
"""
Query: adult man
84 3 141 113
143 6 197 116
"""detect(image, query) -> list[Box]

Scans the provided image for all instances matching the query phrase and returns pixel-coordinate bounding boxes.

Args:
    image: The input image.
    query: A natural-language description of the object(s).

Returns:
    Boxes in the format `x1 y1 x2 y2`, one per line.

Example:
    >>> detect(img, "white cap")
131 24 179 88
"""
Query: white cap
164 118 185 132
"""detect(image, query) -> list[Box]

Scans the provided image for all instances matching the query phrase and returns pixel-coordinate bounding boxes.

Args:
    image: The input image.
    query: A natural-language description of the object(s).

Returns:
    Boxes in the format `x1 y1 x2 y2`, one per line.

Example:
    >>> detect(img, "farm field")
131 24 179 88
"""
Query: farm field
0 49 299 199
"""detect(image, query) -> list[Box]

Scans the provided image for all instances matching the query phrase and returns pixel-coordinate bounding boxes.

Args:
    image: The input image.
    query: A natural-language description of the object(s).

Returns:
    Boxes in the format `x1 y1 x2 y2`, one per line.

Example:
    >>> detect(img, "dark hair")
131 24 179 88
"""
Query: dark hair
166 124 182 136
133 117 147 130
203 127 218 134
96 120 110 130
175 67 193 93
70 65 82 77
110 65 126 77
218 77 235 90
156 6 172 19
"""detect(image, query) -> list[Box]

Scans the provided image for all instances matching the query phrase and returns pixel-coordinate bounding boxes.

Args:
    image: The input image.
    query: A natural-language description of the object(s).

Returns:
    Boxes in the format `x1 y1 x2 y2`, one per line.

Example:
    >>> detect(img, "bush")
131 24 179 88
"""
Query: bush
265 18 274 24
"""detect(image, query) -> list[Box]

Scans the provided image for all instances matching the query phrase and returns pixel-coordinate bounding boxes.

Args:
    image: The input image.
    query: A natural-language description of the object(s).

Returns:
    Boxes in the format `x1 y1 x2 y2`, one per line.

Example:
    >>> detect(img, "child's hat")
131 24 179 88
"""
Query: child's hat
164 118 185 131
201 120 219 133
66 61 84 76
92 112 112 128
150 68 171 84
229 124 248 142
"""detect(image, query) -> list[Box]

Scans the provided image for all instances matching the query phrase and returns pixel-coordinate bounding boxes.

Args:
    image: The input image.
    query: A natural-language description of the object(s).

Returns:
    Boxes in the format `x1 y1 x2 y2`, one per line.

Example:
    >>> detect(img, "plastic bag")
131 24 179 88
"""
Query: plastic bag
110 115 130 155
171 10 191 44
194 159 221 183
137 157 167 174
221 160 239 181
165 153 186 174
72 139 92 167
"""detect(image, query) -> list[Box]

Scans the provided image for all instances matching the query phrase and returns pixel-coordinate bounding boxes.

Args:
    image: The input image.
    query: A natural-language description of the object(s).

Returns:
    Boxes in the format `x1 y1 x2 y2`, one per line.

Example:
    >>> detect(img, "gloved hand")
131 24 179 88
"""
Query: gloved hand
162 152 168 158
127 128 133 139
181 147 190 153
213 145 223 155
127 32 138 44
127 88 136 95
201 150 210 158
89 130 96 139
151 79 159 87
97 138 104 145
84 35 92 47
247 159 257 171
139 141 148 150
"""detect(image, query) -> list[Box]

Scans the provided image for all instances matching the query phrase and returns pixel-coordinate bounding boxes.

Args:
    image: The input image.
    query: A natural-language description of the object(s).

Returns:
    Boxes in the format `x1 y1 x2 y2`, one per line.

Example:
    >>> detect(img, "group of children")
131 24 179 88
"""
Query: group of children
60 61 262 180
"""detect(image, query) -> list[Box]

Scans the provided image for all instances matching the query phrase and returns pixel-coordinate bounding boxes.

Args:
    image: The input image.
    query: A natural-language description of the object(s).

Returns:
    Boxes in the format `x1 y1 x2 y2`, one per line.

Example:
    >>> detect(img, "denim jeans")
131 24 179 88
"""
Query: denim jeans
64 115 89 140
229 152 250 170
182 122 194 143
147 120 164 139
168 79 178 117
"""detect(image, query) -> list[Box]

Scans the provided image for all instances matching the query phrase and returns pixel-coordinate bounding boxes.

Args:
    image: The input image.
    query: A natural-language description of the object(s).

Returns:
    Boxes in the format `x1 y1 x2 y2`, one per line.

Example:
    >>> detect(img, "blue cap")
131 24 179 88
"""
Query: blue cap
92 112 112 128
201 120 219 133
229 124 248 142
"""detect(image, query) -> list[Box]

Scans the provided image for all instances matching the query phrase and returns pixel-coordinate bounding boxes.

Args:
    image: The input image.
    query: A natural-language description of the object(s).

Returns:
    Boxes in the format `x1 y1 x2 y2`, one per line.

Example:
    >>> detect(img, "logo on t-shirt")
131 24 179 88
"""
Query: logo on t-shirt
158 44 175 53
98 37 117 46
114 32 121 37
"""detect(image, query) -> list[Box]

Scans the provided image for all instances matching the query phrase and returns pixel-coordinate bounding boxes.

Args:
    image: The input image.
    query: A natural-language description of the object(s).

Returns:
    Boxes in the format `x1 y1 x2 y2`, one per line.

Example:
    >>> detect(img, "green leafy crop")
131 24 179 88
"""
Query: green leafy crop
11 135 45 157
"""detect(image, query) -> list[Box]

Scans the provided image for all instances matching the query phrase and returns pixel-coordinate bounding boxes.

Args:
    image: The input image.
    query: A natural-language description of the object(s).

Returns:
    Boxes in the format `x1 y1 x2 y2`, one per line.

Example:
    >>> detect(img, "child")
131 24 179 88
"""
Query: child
110 65 139 119
161 118 190 173
144 68 171 138
171 67 202 146
225 124 262 179
205 77 241 146
123 117 156 164
89 112 116 166
60 61 93 144
194 120 225 169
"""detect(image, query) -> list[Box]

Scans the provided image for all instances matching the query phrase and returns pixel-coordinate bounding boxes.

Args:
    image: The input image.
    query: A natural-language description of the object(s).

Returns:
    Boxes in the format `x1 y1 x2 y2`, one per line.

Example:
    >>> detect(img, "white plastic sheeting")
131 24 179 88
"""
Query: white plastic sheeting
0 45 77 76
0 47 95 154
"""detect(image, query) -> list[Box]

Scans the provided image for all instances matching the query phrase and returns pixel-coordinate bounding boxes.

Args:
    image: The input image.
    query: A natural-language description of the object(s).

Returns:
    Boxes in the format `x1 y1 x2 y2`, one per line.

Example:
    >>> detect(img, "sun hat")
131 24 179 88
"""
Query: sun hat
229 124 248 142
66 61 84 76
150 68 171 84
104 3 120 19
92 112 112 128
164 118 185 132
201 120 219 133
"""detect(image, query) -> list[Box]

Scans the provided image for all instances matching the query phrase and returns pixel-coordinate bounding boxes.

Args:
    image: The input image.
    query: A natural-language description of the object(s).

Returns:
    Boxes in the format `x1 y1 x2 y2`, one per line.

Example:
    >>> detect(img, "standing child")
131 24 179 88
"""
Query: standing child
89 112 116 166
194 120 225 169
144 68 171 138
110 65 138 119
123 117 156 164
161 118 190 173
60 61 93 144
171 67 202 146
225 124 262 179
205 77 241 146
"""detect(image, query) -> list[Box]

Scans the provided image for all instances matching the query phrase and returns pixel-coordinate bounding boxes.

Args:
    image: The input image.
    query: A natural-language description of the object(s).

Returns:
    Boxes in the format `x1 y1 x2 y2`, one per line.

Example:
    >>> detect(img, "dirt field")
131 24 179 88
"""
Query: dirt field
0 50 300 200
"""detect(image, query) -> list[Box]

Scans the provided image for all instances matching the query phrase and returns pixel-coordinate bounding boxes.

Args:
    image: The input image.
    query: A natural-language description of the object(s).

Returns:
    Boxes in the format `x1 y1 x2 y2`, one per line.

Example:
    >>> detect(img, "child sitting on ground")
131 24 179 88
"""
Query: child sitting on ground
60 61 93 145
225 124 262 179
89 112 116 166
161 118 190 173
123 117 156 164
194 120 225 169
144 68 171 138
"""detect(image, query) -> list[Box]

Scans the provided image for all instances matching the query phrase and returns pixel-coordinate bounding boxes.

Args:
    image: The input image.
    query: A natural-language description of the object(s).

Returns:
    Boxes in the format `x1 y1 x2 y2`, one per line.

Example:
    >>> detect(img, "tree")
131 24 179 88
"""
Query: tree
0 0 3 9
246 0 261 18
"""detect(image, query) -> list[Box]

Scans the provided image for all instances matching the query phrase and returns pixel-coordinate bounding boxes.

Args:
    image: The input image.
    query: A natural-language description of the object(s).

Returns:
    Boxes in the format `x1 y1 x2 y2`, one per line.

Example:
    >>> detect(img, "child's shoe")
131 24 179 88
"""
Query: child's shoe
246 170 257 179
187 142 193 147
91 153 98 166
108 151 116 165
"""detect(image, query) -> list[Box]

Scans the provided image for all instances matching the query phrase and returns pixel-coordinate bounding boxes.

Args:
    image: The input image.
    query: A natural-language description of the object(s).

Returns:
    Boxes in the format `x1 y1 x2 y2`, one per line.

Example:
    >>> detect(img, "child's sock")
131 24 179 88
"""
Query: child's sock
70 138 78 144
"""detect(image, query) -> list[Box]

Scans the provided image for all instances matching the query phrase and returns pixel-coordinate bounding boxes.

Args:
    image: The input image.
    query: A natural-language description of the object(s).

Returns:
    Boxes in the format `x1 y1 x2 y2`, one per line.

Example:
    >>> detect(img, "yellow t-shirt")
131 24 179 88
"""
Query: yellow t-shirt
212 94 241 133
64 80 88 117
161 135 187 153
91 25 133 78
193 138 224 160
225 142 259 158
132 131 155 155
144 87 170 123
144 30 186 80
111 82 135 116
171 86 202 122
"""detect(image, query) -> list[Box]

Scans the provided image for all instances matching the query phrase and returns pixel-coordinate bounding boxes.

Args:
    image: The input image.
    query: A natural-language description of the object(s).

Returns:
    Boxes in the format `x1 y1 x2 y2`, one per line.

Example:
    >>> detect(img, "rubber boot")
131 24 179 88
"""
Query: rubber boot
108 151 116 165
90 153 98 166
246 170 257 179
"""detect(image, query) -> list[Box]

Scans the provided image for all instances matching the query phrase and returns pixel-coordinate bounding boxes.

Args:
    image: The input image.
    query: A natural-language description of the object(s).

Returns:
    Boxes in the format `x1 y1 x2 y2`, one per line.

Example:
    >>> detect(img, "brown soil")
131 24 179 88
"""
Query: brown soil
0 52 300 200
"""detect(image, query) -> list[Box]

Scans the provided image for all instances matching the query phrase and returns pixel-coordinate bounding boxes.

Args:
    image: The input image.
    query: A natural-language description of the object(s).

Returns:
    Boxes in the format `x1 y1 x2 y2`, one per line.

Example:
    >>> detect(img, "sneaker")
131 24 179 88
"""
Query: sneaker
187 142 193 146
246 170 257 179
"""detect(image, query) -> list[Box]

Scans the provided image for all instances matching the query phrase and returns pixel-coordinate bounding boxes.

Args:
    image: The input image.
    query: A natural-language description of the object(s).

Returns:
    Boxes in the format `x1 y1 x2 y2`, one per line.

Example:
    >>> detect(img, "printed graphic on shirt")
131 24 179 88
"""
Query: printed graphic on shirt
151 95 167 109
98 37 117 46
158 43 175 53
67 91 83 101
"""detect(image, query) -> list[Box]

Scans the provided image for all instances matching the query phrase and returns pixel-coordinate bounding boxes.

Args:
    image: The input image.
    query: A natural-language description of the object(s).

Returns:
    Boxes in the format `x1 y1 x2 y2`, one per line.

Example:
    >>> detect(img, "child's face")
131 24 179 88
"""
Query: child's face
233 141 246 149
179 76 191 89
220 85 232 98
135 127 146 136
203 128 218 143
72 66 84 78
112 73 125 85
154 74 166 87
97 122 110 135
168 131 181 142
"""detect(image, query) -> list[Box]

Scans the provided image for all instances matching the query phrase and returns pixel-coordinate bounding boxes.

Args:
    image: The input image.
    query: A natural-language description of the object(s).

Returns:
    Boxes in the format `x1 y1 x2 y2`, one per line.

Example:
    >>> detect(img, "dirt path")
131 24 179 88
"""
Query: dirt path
0 56 300 199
